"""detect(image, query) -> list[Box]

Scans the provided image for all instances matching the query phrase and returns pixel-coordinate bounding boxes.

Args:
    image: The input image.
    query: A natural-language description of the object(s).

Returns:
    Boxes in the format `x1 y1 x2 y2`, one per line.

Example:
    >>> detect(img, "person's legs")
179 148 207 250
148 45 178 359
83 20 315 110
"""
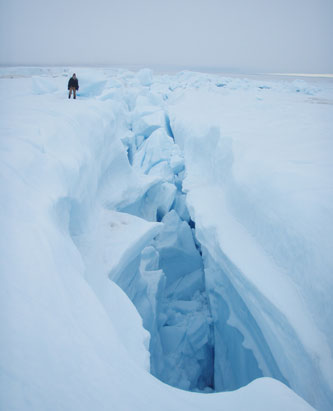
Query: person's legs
69 87 76 98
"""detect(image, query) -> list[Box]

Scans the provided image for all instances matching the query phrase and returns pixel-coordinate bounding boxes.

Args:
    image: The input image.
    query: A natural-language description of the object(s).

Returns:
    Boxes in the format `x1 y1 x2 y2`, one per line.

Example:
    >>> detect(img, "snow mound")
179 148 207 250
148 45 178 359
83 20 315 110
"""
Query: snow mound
32 76 58 94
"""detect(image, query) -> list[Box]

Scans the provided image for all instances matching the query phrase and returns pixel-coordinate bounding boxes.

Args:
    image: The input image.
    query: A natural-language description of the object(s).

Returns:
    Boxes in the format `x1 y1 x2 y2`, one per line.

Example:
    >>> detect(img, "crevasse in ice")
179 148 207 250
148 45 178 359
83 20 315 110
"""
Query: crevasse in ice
112 87 285 393
1 66 332 411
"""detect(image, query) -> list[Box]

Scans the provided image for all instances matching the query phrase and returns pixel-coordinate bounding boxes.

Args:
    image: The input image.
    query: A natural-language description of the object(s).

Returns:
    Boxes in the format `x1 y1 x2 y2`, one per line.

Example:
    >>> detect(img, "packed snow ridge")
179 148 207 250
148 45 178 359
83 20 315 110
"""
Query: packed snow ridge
1 66 332 411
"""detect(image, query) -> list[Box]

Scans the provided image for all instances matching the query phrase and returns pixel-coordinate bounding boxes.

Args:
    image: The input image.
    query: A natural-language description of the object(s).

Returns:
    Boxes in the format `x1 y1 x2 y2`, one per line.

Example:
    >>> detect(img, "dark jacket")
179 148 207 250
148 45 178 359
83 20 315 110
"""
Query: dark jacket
68 77 79 90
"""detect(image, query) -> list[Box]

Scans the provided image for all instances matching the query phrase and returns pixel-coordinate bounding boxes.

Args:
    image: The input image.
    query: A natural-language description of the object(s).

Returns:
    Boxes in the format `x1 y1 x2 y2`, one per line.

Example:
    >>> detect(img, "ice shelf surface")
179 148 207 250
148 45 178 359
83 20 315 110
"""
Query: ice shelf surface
1 66 332 410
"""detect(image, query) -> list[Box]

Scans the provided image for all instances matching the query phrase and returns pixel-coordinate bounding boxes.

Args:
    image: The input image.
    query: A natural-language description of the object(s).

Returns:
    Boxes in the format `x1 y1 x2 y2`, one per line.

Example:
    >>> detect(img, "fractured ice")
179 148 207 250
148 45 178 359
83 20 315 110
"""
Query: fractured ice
106 82 290 394
1 66 331 411
115 98 215 390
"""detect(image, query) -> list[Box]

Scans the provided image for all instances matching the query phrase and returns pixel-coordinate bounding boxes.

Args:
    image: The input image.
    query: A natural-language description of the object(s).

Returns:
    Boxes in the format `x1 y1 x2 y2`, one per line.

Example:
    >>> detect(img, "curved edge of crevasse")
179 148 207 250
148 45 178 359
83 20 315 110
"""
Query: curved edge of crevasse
168 101 333 411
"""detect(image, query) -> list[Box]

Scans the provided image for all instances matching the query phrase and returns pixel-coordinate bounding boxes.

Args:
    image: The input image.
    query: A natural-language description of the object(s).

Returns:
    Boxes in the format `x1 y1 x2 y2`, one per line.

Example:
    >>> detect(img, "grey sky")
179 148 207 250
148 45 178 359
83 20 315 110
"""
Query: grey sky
0 0 332 73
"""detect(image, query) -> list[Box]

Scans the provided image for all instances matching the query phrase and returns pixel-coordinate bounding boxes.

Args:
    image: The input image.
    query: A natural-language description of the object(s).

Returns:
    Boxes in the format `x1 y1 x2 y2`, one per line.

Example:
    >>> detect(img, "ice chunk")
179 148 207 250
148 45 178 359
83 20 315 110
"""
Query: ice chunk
156 292 213 391
172 191 191 222
133 128 179 174
155 210 203 284
165 269 204 300
170 151 184 174
137 68 153 86
120 181 177 222
148 161 175 183
132 109 166 138
75 69 108 97
169 300 201 314
160 324 185 354
140 245 160 271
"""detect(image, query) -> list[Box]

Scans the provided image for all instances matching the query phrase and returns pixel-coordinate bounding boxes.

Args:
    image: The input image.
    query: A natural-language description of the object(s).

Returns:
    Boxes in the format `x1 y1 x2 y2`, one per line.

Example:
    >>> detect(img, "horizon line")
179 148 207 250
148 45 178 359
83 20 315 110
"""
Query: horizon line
1 64 332 78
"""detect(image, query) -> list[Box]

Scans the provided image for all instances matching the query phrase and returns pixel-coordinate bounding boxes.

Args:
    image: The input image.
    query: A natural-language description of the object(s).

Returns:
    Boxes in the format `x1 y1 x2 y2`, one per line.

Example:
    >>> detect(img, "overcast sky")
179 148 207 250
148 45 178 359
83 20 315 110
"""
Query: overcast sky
0 0 332 73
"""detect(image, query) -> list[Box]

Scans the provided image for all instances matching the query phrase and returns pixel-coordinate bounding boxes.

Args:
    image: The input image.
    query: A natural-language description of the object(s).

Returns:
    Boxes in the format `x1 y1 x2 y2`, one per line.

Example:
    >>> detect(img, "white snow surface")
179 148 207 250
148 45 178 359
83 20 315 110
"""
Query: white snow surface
1 66 332 410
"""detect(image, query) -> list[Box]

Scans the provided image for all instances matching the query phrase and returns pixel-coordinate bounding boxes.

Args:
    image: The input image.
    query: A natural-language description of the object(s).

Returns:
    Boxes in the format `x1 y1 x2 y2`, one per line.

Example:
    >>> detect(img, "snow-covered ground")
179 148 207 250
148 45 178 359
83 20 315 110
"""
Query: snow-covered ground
1 66 332 410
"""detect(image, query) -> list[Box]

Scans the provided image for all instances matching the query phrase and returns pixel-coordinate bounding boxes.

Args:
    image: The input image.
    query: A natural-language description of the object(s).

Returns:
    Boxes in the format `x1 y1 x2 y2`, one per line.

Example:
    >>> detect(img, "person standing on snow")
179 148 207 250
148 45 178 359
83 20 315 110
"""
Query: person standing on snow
68 73 79 99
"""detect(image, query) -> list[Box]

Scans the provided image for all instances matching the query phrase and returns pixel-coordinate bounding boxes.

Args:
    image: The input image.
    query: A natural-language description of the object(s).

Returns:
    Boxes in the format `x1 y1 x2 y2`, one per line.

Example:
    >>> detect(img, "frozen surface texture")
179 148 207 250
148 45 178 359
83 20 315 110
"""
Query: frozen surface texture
168 80 333 409
1 66 331 410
